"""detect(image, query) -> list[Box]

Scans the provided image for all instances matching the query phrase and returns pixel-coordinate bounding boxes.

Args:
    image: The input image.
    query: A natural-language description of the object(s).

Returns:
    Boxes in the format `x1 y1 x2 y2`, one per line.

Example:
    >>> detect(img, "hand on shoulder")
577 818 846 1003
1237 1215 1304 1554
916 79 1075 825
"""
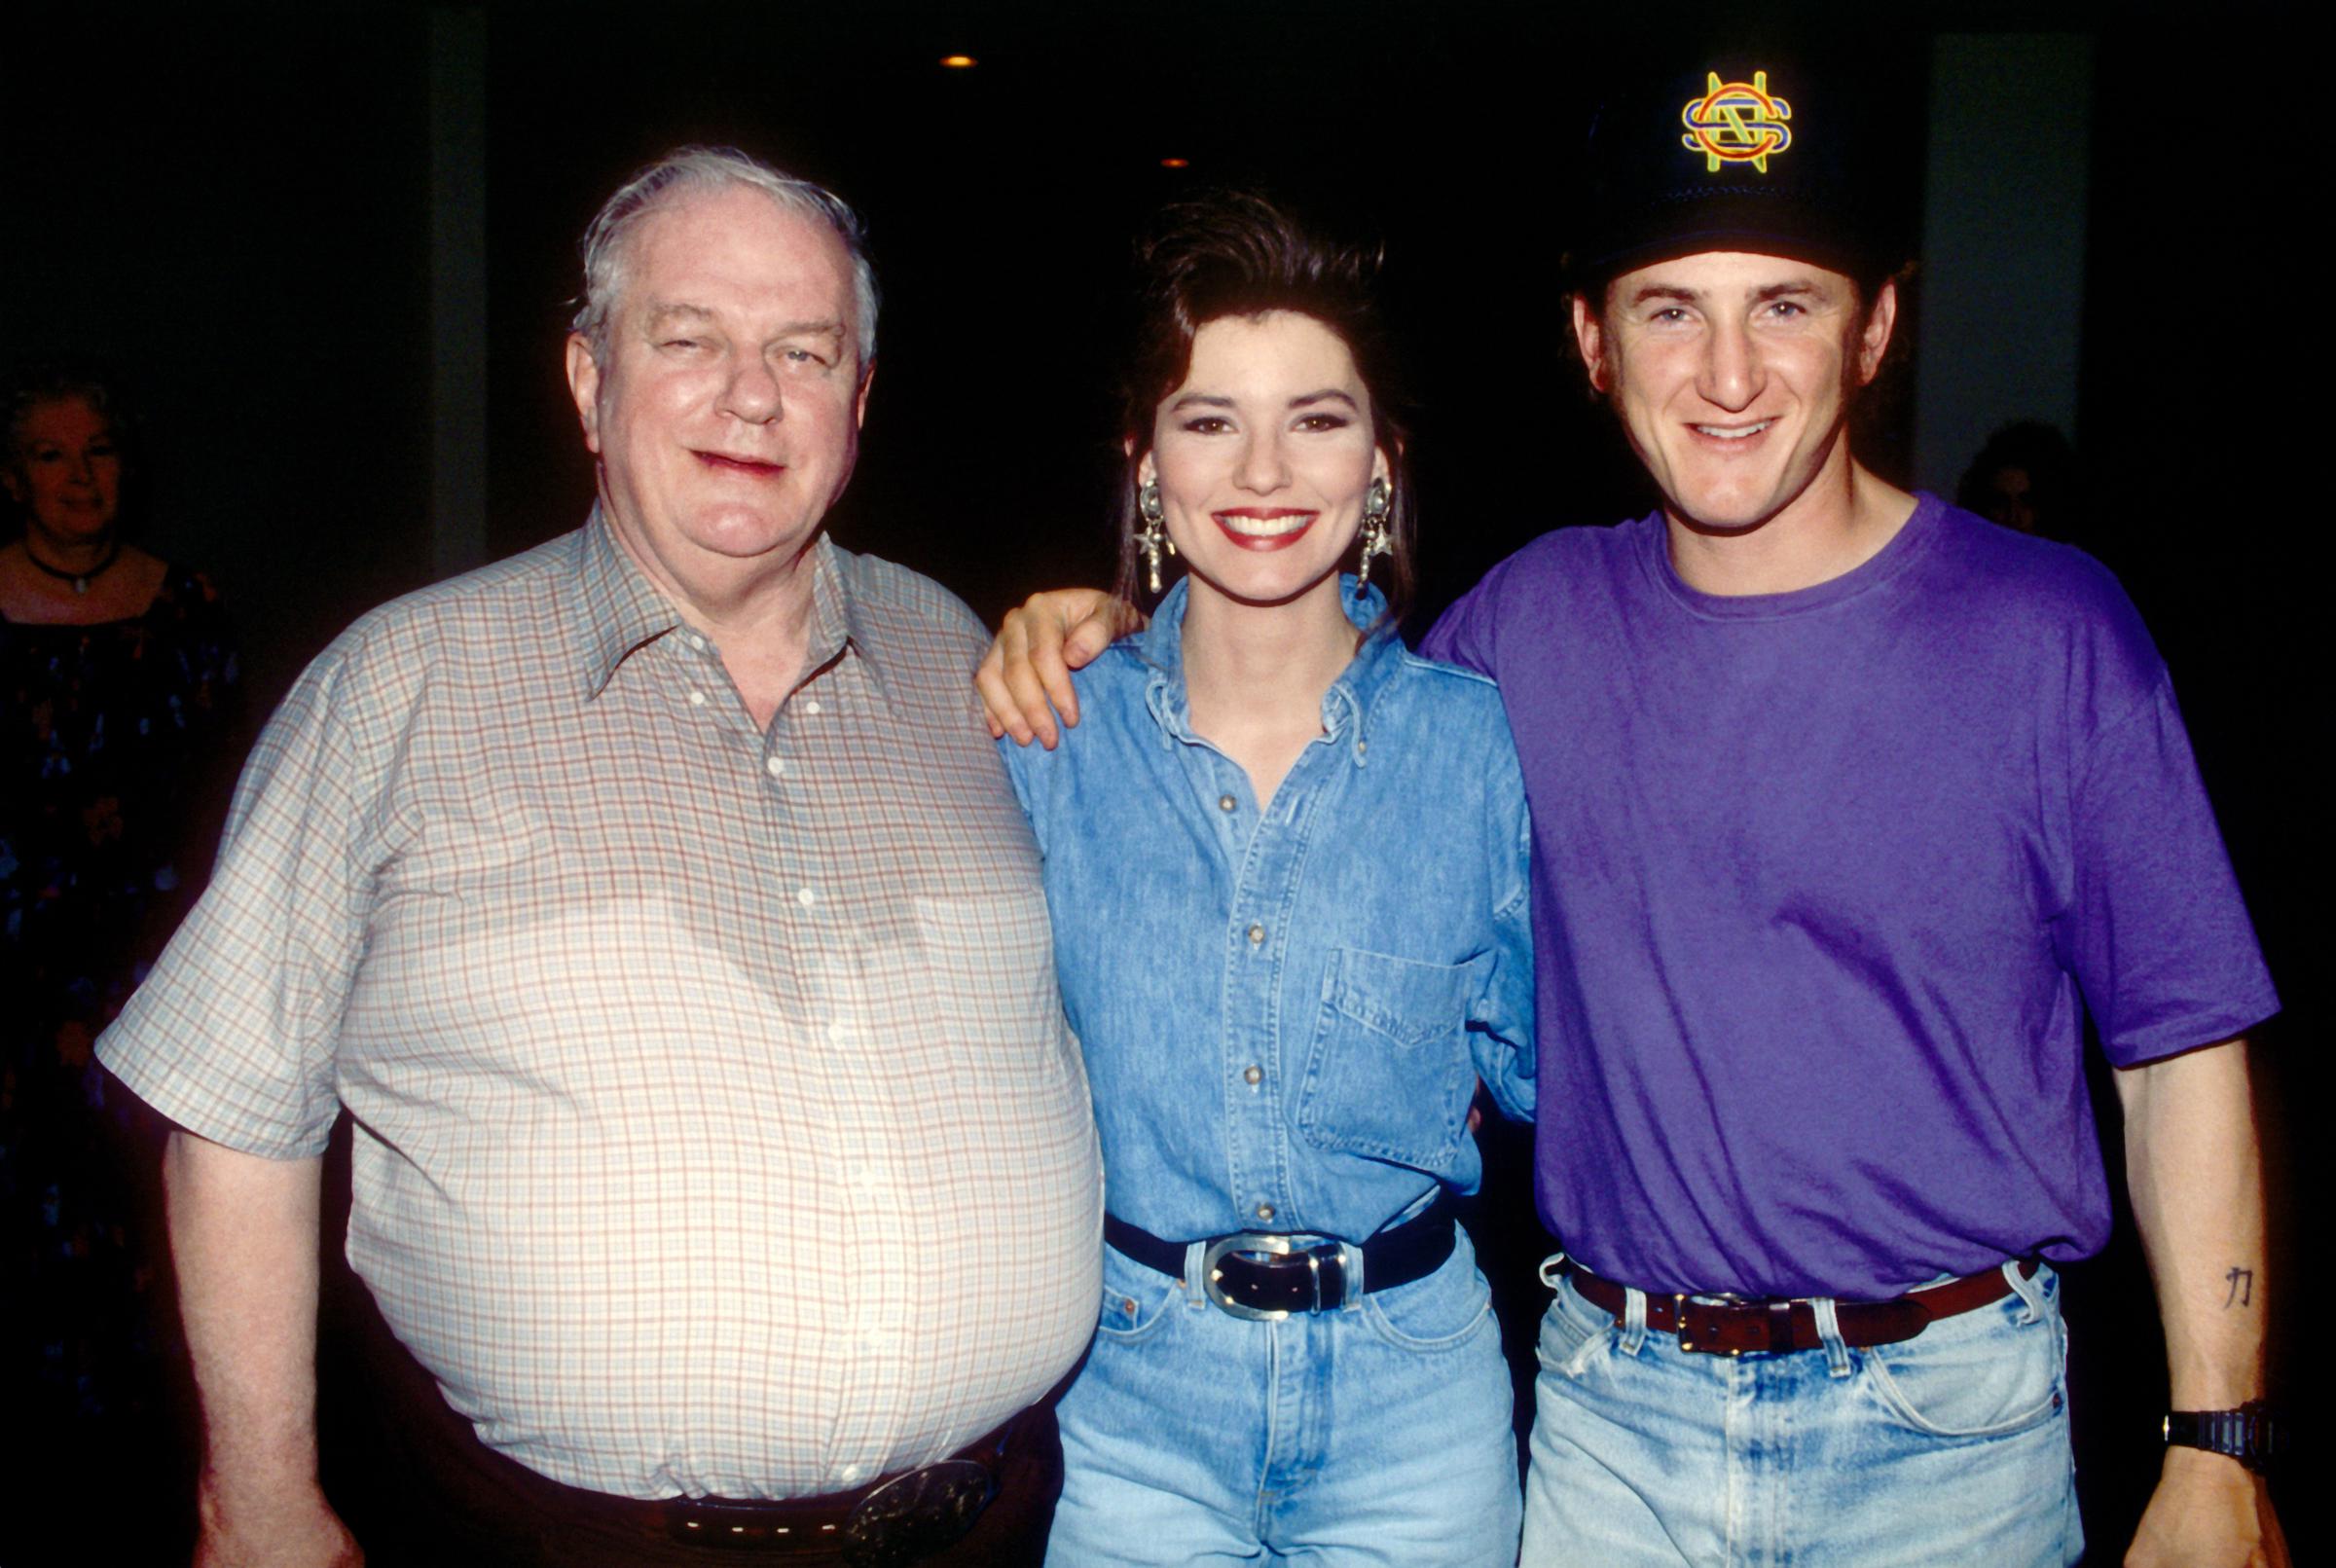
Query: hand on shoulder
976 588 1143 748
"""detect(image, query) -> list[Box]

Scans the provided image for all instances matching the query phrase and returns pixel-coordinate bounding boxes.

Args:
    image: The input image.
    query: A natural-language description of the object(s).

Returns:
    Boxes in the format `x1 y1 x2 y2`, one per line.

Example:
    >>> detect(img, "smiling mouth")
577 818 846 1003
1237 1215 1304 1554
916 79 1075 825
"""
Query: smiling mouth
696 452 785 477
1690 420 1775 442
1213 509 1318 549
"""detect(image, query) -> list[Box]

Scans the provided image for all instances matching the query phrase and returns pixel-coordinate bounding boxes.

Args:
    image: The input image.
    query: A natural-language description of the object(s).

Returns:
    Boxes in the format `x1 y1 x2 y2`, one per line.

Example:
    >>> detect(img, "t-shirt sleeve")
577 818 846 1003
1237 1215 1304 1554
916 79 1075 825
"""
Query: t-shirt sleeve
96 644 382 1157
2064 669 2279 1065
1420 561 1506 677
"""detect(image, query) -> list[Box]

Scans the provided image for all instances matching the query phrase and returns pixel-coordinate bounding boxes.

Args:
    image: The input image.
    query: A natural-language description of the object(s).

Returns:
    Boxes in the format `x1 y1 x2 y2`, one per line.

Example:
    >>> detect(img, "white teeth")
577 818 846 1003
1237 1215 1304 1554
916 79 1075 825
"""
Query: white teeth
1216 513 1314 537
1694 421 1772 441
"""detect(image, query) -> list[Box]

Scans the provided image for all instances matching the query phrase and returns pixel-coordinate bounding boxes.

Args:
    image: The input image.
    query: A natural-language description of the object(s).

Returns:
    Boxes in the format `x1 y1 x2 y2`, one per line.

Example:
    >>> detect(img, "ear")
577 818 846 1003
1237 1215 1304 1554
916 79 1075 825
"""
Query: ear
1854 278 1899 386
1133 444 1155 489
854 359 877 429
1570 294 1610 395
0 467 20 506
1372 443 1394 489
565 334 604 455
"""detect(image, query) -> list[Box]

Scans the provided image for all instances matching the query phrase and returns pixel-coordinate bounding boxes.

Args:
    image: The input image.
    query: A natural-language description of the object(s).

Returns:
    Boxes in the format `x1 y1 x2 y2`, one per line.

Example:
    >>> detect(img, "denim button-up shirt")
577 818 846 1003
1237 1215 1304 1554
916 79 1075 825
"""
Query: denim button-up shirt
1003 578 1534 1244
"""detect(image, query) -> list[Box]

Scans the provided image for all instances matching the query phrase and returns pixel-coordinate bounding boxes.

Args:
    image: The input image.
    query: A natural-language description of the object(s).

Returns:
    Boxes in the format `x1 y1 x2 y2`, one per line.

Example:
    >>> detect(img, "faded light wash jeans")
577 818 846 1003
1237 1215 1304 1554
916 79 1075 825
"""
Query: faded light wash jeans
1521 1258 2083 1566
1044 1227 1520 1566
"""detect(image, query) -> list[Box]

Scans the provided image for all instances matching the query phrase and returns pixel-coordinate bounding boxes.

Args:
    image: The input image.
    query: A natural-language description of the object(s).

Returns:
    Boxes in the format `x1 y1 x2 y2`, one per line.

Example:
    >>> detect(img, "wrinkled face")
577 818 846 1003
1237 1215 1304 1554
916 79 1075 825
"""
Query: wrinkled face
566 184 870 583
1573 251 1894 534
5 396 122 545
1138 311 1388 612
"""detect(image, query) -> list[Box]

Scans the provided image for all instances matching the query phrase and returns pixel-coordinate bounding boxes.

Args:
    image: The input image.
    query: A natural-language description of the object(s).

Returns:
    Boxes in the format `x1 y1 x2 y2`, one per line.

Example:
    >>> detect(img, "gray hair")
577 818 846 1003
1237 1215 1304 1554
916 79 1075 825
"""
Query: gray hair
571 146 879 368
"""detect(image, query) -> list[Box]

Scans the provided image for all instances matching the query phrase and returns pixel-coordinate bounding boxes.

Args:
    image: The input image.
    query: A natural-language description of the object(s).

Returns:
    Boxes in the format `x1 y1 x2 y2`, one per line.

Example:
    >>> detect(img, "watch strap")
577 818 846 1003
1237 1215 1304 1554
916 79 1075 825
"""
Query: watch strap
2163 1400 2280 1473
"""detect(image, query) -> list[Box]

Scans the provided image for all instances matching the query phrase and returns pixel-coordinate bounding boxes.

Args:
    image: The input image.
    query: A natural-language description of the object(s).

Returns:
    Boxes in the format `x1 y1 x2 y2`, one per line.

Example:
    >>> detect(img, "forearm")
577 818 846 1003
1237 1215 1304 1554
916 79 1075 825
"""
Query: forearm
2115 1037 2267 1407
164 1130 331 1525
2115 1036 2285 1566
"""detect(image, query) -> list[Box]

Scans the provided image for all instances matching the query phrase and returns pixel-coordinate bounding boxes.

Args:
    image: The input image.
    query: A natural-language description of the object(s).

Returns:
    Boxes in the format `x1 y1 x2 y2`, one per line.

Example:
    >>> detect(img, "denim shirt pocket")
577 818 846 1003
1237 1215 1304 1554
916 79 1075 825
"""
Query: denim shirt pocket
1294 947 1485 1172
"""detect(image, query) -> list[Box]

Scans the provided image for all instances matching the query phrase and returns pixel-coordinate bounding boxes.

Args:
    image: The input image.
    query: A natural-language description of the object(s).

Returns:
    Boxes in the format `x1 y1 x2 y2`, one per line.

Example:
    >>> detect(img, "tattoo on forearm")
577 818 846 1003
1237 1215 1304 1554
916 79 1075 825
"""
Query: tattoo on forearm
2223 1266 2254 1308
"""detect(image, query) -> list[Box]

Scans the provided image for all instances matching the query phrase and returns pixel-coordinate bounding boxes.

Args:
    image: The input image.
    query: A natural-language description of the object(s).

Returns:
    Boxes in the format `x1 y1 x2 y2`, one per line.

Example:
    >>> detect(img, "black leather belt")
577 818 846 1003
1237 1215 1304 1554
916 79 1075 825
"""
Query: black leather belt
1105 1192 1457 1320
451 1405 1021 1560
1564 1258 2038 1357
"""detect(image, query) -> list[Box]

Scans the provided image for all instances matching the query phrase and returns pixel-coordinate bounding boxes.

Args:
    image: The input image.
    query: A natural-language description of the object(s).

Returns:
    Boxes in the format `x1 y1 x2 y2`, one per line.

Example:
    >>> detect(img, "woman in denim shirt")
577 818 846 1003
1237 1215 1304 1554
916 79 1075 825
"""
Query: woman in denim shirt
1000 193 1536 1565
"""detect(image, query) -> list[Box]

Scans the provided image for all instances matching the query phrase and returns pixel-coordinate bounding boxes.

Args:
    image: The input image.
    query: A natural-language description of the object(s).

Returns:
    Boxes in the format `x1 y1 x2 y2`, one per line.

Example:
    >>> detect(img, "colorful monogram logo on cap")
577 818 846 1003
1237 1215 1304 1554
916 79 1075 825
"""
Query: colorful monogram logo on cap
1680 70 1794 173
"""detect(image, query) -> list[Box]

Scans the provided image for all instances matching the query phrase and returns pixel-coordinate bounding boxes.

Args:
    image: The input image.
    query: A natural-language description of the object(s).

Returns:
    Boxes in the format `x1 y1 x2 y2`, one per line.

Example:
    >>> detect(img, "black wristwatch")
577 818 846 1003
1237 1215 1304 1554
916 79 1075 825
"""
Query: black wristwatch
2163 1400 2281 1473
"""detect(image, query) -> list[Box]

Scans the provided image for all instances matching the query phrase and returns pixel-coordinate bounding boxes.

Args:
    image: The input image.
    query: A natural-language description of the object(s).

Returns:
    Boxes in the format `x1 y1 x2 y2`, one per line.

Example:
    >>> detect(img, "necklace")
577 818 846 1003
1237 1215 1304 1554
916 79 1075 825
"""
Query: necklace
21 539 121 596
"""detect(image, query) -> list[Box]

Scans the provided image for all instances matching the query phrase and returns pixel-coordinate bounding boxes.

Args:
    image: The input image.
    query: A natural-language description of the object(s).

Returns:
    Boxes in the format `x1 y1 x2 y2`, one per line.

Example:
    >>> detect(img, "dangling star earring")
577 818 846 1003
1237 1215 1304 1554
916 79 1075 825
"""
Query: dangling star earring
1357 477 1393 589
1137 478 1177 594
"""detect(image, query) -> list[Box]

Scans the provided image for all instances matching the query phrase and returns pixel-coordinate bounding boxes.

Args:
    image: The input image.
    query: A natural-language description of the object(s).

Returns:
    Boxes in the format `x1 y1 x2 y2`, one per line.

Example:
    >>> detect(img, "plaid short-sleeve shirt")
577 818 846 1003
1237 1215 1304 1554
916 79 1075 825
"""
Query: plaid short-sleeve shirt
99 515 1104 1500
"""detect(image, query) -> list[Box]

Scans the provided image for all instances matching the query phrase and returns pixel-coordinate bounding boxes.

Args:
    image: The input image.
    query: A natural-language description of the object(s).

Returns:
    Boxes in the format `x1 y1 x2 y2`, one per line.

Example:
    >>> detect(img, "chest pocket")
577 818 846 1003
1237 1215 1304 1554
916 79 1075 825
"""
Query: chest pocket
1294 947 1485 1174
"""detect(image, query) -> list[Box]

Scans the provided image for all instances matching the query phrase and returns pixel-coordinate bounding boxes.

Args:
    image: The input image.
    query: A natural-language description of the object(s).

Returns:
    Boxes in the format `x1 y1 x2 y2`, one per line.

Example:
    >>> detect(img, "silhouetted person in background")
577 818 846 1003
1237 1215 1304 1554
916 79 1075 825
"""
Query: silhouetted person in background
1958 419 2083 540
1 363 242 1566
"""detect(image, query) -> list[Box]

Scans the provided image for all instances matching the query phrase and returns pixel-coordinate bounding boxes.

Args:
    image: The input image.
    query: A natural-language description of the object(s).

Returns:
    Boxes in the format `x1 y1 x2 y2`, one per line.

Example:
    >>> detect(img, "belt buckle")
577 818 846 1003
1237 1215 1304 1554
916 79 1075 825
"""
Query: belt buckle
840 1459 996 1567
1673 1293 1747 1357
1202 1231 1300 1321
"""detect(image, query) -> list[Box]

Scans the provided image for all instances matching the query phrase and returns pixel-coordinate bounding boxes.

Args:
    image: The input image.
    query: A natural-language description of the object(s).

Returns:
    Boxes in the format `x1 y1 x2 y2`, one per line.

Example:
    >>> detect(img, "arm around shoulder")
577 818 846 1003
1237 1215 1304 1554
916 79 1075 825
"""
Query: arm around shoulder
975 588 1143 748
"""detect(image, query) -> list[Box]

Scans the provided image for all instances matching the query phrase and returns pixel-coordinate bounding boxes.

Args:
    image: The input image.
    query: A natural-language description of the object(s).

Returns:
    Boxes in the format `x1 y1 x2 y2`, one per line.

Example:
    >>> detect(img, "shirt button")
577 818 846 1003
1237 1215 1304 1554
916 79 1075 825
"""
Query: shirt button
687 690 707 707
1218 794 1236 813
828 1022 850 1044
1255 1202 1275 1222
796 886 817 907
1353 739 1368 760
1242 1065 1262 1086
804 699 822 715
836 1464 866 1486
1247 924 1265 945
686 634 706 651
766 756 785 778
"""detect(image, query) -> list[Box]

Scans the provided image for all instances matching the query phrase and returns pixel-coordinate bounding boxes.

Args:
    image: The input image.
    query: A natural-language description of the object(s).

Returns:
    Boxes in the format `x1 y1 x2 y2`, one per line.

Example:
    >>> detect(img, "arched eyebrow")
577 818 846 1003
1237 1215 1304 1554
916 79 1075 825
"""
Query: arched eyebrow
1165 388 1360 413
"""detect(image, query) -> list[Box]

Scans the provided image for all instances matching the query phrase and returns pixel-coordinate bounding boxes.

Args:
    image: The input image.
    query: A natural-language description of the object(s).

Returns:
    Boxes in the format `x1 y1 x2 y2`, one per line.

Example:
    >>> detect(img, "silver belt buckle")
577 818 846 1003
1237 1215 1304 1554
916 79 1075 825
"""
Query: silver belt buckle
840 1459 996 1566
1201 1231 1298 1321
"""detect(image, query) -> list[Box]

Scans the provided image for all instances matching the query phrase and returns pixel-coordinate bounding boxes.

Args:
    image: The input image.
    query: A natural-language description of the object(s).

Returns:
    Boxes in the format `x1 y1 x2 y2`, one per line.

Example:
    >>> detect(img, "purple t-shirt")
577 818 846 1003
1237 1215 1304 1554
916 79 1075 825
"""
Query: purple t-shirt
1424 494 2277 1298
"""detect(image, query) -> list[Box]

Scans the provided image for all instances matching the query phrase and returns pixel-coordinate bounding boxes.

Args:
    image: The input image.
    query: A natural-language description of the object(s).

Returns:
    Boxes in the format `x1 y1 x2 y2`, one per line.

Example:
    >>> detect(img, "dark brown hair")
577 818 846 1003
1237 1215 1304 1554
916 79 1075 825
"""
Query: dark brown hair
1113 190 1416 629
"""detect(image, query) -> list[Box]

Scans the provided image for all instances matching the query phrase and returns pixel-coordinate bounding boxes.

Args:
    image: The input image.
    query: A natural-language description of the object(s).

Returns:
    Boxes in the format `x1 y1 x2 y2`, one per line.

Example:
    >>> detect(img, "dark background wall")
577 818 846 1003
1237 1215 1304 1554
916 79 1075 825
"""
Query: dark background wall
5 1 2314 1557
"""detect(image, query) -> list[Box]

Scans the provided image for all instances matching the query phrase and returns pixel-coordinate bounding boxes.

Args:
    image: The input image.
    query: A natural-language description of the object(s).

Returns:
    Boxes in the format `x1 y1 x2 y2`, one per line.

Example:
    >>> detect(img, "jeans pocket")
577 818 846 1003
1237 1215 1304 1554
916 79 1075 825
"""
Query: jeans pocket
1362 1254 1497 1353
1095 1249 1186 1346
1860 1295 2066 1440
1534 1278 1614 1377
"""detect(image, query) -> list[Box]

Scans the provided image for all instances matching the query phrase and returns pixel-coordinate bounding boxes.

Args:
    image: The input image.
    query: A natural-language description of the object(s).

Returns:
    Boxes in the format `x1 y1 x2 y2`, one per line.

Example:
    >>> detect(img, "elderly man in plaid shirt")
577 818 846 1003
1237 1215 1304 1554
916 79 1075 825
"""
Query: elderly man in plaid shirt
99 148 1104 1568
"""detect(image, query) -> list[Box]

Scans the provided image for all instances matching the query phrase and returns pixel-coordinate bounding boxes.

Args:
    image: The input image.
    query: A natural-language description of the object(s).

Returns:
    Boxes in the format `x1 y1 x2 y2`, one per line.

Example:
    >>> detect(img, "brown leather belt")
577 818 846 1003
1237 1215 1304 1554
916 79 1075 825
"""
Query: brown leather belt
1564 1258 2036 1357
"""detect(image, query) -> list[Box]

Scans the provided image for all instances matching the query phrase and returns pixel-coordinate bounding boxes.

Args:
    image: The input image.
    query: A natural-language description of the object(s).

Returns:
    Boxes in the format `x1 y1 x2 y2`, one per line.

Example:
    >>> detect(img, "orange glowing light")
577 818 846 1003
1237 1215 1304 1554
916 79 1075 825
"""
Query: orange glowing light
940 54 977 68
1159 157 1190 168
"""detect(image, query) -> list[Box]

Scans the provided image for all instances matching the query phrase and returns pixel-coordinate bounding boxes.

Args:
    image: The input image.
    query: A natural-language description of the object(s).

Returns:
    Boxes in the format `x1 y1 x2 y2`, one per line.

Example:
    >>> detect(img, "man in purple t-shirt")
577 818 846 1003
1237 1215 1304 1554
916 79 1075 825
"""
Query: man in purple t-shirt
979 57 2283 1568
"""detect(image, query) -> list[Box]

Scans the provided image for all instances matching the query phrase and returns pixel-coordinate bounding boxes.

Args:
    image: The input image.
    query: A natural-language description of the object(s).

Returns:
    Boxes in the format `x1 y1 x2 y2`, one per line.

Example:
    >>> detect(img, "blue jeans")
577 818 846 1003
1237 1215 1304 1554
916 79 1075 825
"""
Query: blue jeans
1520 1259 2082 1566
1044 1228 1520 1565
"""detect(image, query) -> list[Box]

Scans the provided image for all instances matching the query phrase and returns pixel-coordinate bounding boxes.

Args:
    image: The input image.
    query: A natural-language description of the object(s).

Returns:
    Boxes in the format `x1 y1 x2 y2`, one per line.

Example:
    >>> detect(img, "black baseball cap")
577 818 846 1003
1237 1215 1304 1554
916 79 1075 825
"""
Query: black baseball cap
1572 54 1914 288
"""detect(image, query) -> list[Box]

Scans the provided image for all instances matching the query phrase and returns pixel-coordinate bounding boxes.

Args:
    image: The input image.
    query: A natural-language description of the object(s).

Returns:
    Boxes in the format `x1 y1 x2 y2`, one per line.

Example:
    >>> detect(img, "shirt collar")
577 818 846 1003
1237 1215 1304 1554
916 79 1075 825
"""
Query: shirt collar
1135 575 1402 750
573 510 875 703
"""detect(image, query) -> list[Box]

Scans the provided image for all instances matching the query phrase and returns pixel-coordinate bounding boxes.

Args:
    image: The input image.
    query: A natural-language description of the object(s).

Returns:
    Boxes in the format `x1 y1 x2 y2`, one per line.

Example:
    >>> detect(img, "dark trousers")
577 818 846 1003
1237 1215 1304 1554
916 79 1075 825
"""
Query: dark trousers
330 1280 1062 1568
